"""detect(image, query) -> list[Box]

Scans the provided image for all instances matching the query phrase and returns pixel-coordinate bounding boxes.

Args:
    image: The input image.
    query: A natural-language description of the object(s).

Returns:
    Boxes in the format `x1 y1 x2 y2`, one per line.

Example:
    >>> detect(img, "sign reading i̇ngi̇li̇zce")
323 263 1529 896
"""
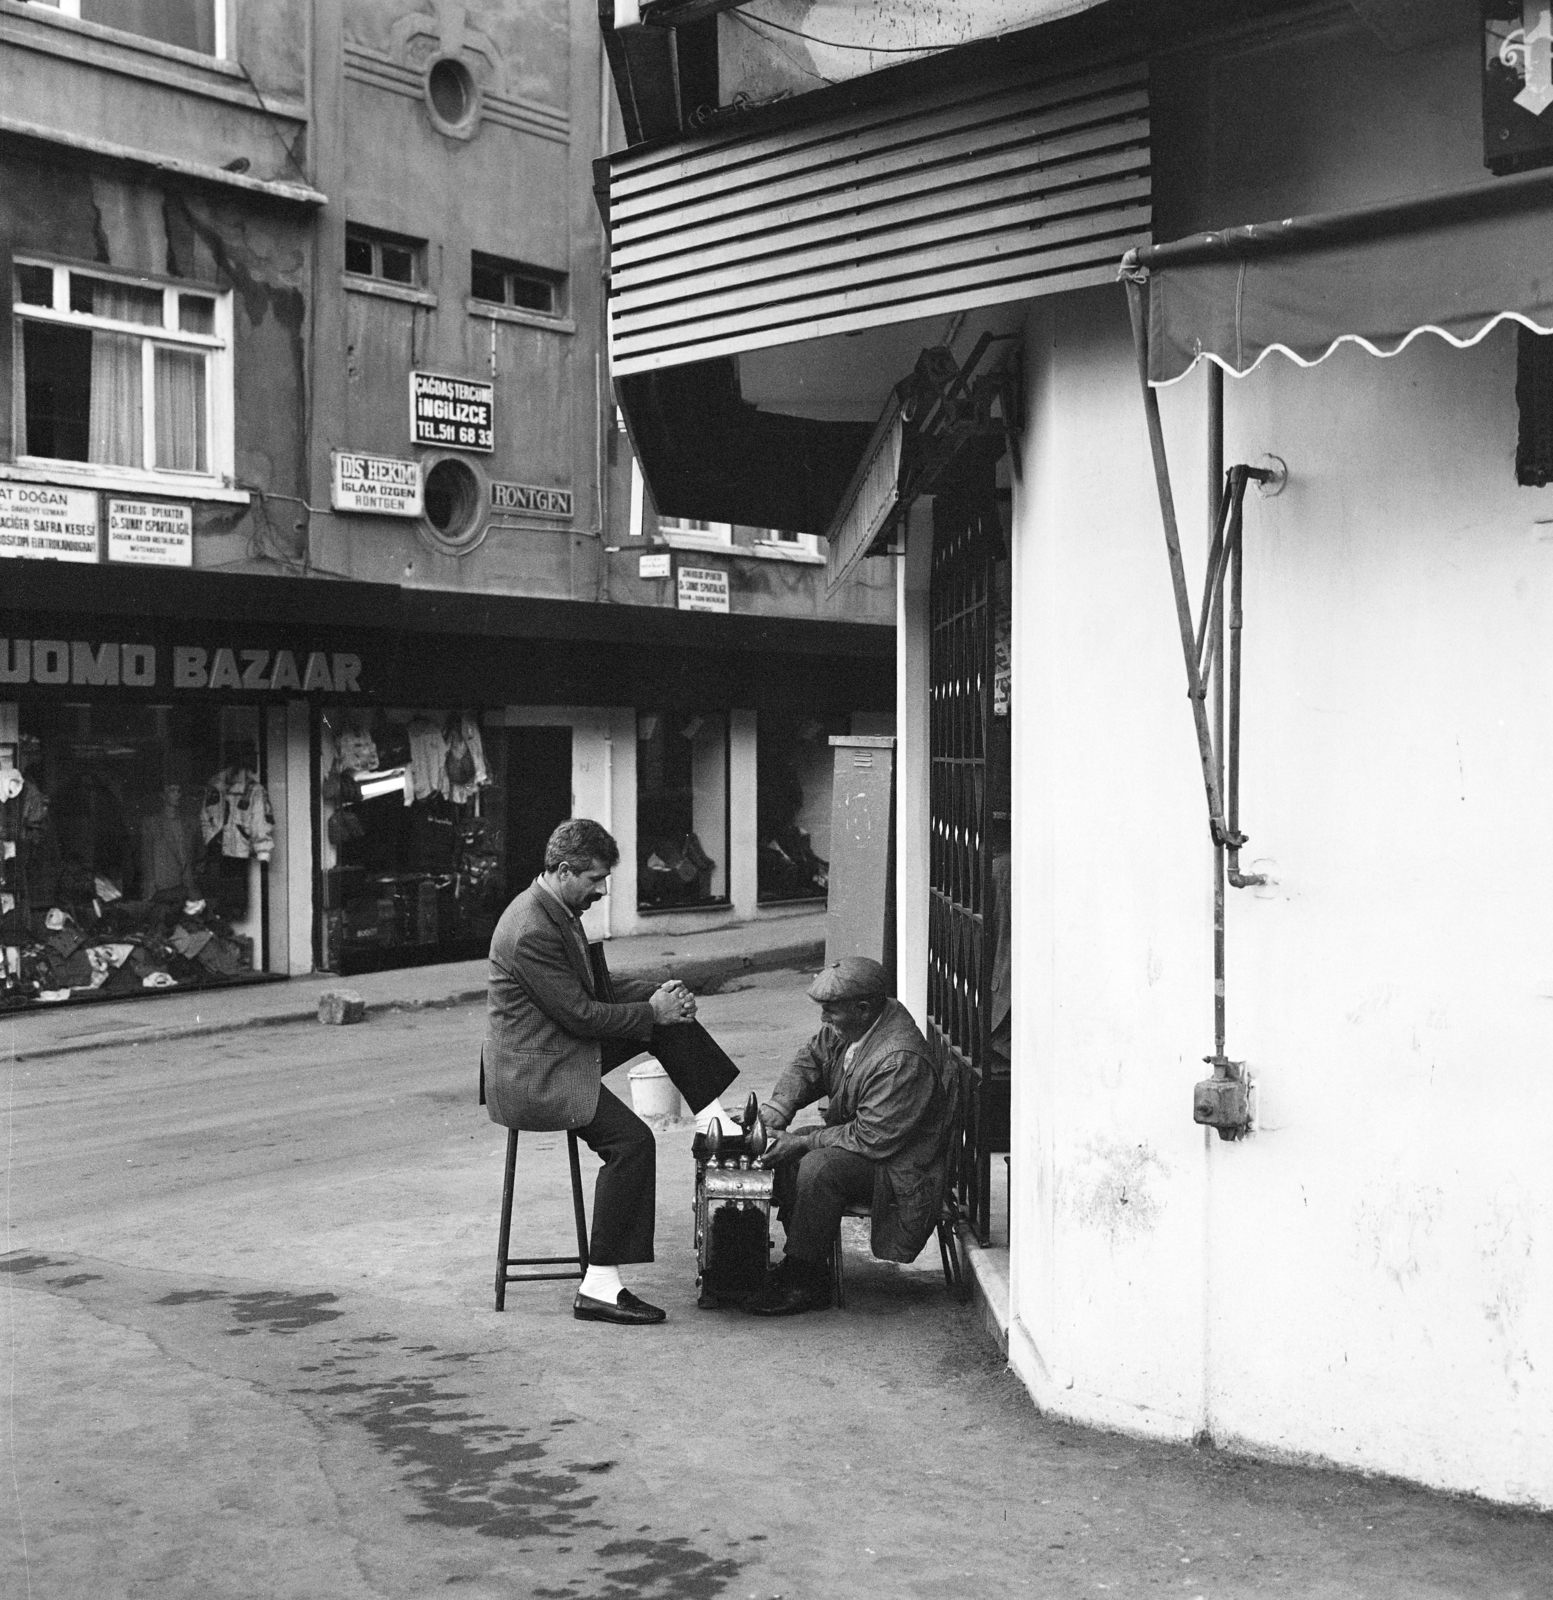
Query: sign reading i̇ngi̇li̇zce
108 499 193 567
331 451 423 516
0 484 99 562
410 371 494 452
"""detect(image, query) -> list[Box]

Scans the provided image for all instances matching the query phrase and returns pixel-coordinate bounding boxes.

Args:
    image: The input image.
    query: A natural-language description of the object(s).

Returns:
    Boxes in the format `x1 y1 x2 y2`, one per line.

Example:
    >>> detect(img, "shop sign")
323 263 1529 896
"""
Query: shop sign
410 371 494 452
639 552 671 579
107 499 192 567
0 484 99 563
490 480 573 518
0 638 363 693
677 566 729 614
331 452 423 517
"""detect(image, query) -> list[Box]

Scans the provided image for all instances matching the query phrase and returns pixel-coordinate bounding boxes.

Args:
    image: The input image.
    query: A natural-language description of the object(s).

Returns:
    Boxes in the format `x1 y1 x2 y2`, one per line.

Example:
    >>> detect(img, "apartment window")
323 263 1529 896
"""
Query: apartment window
345 227 424 287
658 516 732 543
759 528 820 555
470 252 565 317
25 0 222 55
12 261 228 480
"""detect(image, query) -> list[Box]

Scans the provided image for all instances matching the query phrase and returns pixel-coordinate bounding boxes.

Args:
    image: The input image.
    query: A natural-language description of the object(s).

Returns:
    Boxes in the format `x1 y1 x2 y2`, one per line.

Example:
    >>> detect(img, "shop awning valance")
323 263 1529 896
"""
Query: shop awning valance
1126 164 1553 387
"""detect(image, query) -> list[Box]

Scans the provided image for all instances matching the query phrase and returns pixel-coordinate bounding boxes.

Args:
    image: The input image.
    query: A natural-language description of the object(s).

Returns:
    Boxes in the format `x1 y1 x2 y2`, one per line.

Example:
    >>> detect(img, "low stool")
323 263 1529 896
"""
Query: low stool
831 1200 969 1309
494 1127 589 1310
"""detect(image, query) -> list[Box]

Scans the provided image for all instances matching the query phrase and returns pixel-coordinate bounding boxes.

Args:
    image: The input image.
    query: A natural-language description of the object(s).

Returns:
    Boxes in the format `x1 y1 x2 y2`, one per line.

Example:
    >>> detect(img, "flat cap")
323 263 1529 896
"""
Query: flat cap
807 956 889 1003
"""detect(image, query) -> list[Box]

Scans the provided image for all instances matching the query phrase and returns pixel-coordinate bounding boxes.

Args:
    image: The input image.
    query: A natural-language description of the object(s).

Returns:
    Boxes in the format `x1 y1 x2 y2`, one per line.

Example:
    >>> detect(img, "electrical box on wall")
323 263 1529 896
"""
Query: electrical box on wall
1484 2 1553 173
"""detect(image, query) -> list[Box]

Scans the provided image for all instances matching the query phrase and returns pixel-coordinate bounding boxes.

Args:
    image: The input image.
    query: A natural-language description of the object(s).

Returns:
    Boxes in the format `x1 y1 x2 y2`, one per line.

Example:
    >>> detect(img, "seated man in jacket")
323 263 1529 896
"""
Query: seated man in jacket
750 957 955 1316
483 818 697 1326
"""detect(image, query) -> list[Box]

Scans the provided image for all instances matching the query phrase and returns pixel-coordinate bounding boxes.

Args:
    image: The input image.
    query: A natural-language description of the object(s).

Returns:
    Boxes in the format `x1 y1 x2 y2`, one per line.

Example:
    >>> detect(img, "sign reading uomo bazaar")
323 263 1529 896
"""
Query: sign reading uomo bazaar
410 371 494 452
0 484 99 563
0 638 364 693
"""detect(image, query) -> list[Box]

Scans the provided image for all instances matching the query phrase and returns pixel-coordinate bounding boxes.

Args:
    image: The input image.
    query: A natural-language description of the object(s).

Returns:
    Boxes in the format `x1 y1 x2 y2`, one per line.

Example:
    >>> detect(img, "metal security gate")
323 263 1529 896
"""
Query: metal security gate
927 465 1006 1246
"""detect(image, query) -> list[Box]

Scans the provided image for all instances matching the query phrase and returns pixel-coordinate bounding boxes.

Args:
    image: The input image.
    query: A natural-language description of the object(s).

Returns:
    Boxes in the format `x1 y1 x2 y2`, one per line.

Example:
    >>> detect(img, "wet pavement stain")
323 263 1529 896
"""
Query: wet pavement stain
152 1285 346 1334
0 1252 70 1274
591 1536 742 1600
301 1369 607 1543
291 1355 744 1598
47 1273 102 1288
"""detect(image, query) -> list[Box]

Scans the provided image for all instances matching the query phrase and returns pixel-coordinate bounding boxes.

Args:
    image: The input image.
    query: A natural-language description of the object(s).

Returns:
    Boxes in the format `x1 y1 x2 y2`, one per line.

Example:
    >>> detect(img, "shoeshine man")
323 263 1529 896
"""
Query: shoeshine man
749 957 957 1317
483 818 726 1325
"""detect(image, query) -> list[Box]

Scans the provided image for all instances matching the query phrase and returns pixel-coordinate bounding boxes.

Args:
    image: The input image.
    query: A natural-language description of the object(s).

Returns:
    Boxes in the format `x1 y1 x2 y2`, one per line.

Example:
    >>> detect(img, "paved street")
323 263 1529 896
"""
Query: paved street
1 971 1549 1599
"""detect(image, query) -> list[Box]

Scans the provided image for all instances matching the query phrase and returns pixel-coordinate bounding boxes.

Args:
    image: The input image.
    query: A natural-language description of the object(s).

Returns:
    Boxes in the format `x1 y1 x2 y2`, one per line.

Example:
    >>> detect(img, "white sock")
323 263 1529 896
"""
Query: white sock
579 1263 623 1302
695 1097 730 1135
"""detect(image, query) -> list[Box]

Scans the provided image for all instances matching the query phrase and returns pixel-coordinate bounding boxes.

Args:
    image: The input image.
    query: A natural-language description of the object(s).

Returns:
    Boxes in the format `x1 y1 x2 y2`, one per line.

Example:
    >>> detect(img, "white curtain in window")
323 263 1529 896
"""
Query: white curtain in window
87 284 157 468
154 347 206 473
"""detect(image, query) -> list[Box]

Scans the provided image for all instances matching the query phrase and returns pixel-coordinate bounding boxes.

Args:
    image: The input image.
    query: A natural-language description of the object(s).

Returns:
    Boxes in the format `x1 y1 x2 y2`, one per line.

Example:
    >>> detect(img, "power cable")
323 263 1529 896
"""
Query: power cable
731 7 942 54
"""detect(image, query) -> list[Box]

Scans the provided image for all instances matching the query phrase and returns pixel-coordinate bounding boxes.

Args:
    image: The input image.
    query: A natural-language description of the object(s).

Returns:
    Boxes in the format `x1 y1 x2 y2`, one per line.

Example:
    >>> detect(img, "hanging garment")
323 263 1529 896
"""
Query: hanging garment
200 769 275 861
408 718 449 802
445 713 489 805
335 727 379 775
141 810 198 898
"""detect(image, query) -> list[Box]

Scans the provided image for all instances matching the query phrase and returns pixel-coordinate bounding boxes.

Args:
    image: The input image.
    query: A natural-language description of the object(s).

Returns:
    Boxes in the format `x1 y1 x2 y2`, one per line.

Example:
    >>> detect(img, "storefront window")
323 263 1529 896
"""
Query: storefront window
0 700 271 1008
636 710 729 910
319 708 506 974
756 712 843 904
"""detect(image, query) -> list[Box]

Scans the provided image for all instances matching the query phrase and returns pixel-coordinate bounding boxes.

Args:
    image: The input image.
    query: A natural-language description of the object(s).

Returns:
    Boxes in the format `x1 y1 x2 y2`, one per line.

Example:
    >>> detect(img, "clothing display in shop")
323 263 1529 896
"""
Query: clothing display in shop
200 768 274 861
405 714 489 803
640 831 717 906
322 709 500 970
0 894 254 1006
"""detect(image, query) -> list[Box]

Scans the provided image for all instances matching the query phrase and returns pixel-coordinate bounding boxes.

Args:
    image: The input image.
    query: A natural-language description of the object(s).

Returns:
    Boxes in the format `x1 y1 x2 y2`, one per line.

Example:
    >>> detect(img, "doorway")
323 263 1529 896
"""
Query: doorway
504 727 573 891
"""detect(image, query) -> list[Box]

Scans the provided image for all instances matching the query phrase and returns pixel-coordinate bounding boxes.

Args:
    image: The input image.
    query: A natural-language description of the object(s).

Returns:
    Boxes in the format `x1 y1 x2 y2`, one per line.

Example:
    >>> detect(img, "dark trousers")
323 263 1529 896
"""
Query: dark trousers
576 1085 656 1266
772 1145 875 1263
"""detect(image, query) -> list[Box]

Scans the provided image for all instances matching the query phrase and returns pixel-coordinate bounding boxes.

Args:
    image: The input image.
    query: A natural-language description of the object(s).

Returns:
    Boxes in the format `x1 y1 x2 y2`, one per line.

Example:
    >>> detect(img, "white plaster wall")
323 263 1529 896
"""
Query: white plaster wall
1008 290 1553 1506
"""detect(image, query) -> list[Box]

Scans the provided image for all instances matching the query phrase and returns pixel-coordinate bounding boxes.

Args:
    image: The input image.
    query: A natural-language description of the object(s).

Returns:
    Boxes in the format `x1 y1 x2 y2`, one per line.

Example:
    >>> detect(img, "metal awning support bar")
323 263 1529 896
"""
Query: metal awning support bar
1122 270 1231 846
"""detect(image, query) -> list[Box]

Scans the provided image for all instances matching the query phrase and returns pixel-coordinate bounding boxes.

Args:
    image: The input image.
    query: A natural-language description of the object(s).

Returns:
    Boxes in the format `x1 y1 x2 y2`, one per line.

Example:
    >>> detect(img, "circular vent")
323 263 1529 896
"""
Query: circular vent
424 56 480 137
420 457 486 554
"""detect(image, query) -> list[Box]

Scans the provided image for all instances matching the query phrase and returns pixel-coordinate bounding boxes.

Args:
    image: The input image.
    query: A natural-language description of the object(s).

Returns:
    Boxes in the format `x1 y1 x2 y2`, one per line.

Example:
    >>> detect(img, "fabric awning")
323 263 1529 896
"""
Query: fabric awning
1126 164 1553 387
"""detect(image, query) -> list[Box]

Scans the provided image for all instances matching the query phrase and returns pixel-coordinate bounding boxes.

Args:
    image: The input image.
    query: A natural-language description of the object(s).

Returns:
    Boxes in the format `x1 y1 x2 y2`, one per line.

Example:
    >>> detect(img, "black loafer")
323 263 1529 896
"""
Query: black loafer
747 1281 831 1317
573 1288 667 1325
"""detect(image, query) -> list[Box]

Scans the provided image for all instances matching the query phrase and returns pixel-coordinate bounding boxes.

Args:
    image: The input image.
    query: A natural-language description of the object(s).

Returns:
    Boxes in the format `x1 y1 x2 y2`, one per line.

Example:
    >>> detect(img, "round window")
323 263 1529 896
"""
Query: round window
425 56 479 136
420 457 486 554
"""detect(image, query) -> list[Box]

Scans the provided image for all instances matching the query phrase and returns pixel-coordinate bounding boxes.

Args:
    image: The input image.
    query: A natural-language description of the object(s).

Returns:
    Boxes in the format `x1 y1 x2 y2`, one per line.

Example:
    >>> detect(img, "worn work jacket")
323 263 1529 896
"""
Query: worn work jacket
482 879 656 1132
760 999 956 1263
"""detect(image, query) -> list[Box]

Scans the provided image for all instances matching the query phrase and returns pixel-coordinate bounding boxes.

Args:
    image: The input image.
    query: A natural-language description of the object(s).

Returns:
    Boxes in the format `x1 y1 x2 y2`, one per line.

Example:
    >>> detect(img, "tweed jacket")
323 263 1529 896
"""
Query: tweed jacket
483 880 656 1132
759 999 956 1263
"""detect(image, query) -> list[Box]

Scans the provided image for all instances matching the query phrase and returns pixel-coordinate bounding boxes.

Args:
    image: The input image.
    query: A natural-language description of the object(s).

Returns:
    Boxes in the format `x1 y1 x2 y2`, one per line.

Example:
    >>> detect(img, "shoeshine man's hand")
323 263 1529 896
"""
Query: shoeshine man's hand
649 981 697 1026
758 1131 805 1167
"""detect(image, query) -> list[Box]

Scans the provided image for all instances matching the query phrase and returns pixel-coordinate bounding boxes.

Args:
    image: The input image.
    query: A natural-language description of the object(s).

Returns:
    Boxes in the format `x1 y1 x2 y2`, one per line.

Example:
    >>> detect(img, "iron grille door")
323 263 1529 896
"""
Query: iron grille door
927 475 1002 1245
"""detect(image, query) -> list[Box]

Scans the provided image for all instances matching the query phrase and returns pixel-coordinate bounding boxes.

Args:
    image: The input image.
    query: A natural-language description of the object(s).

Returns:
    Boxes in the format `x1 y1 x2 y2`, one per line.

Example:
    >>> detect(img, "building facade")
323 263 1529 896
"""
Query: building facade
597 0 1553 1507
0 0 893 1008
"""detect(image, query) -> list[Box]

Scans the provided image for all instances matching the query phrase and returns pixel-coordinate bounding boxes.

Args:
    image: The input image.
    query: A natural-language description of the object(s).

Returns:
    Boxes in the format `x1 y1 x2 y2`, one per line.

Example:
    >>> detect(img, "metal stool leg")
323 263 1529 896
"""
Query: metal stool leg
494 1128 589 1310
566 1131 590 1273
495 1128 519 1312
832 1223 846 1309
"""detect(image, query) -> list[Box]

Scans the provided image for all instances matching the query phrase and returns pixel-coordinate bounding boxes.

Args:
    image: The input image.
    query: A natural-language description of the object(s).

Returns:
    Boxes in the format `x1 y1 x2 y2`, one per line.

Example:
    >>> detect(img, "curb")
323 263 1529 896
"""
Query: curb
4 937 826 1064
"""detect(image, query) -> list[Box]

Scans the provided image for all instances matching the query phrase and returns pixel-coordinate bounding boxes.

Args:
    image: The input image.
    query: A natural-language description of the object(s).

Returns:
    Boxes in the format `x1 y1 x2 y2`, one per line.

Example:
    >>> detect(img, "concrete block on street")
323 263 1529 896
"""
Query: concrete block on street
317 990 366 1026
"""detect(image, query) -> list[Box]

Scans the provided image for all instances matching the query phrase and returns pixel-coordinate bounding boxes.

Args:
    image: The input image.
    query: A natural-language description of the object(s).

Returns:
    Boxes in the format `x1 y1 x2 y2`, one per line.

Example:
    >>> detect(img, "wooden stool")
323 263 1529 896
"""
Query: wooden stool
831 1200 969 1309
494 1128 589 1310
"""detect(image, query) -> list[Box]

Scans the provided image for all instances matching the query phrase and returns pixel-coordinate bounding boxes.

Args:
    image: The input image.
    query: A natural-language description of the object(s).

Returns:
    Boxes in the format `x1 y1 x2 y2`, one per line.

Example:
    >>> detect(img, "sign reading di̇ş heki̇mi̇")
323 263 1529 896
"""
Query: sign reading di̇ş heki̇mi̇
410 371 494 452
677 566 730 614
0 484 98 563
490 480 573 519
107 499 192 567
331 452 423 516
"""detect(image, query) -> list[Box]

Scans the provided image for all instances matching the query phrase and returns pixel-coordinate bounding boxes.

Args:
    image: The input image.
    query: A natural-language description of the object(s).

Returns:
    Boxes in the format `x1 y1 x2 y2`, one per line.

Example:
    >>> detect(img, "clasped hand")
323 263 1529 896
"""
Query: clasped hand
649 979 697 1026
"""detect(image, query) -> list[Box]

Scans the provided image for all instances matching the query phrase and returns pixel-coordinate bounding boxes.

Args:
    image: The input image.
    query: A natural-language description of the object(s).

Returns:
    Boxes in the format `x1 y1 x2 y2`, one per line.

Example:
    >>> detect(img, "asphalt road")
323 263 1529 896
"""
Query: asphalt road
1 972 1549 1600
